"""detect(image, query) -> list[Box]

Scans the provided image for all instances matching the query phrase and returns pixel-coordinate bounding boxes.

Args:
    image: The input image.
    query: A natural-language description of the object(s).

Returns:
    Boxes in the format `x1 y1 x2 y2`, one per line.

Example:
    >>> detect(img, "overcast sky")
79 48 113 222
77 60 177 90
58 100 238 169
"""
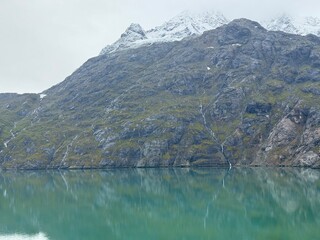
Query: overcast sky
1 0 320 94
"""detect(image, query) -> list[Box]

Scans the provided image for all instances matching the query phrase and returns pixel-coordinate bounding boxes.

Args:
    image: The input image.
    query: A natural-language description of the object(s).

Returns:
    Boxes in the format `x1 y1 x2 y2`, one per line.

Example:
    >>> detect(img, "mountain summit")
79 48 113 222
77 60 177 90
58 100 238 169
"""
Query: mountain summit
100 12 320 55
100 23 147 54
263 14 320 36
99 11 229 55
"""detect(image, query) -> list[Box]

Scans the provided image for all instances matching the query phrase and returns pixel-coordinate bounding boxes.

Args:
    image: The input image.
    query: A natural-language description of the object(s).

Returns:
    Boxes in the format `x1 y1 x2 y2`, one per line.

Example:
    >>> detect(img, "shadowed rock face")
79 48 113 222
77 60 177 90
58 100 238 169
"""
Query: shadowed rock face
246 103 272 114
1 19 320 169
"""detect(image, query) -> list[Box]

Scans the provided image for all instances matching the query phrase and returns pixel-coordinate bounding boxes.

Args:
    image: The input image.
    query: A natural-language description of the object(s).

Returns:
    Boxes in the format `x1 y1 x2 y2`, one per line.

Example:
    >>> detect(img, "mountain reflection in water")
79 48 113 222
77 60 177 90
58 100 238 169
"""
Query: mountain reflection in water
0 168 319 240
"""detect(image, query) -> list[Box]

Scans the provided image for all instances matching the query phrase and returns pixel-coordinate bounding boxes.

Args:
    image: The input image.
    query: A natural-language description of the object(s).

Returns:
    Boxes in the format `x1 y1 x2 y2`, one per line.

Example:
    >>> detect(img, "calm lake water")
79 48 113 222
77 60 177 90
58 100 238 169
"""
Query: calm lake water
0 168 319 240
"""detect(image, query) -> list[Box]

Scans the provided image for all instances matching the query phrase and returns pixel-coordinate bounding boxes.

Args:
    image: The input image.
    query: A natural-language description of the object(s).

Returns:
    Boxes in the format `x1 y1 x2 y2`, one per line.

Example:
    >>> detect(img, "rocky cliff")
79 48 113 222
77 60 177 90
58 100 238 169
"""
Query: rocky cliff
1 19 320 169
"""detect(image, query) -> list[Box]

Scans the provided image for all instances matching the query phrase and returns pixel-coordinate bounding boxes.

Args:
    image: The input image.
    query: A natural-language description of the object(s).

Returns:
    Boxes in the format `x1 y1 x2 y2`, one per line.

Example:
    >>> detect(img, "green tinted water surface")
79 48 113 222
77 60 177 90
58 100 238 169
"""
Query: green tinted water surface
0 168 319 240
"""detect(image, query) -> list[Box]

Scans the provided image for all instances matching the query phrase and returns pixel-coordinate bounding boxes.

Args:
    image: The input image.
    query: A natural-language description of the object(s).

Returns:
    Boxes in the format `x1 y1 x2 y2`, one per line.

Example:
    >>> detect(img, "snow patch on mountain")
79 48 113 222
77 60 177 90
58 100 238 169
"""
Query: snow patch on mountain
146 11 228 42
99 11 228 55
262 14 320 36
100 23 147 54
100 12 320 56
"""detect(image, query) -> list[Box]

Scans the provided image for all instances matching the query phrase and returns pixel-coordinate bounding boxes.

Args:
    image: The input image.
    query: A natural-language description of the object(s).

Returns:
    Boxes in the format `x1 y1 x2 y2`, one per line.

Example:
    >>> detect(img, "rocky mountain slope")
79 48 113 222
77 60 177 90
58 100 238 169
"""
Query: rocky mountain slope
100 12 320 56
1 19 320 169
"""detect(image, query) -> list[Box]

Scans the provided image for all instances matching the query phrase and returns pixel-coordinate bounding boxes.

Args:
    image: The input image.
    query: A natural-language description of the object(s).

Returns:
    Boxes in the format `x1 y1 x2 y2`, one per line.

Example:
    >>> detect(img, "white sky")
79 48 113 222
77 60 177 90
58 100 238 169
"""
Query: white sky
1 0 320 94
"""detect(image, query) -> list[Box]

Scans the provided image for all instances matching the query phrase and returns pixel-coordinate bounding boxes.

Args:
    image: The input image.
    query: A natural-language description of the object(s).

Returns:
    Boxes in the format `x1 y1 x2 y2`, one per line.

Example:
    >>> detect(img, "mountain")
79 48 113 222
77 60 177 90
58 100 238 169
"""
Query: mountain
100 12 320 56
99 23 148 54
263 14 320 36
1 18 320 169
100 11 229 55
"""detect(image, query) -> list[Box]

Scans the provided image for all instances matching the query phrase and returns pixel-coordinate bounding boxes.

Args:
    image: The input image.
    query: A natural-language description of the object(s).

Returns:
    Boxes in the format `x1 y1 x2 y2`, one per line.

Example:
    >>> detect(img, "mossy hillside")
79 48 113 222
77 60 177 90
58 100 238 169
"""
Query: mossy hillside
0 94 40 151
1 19 320 168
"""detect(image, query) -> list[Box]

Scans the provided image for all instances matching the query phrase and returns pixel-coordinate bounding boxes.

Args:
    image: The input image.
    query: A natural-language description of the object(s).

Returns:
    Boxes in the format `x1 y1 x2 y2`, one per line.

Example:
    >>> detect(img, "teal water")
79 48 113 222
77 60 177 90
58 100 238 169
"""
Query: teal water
0 168 319 240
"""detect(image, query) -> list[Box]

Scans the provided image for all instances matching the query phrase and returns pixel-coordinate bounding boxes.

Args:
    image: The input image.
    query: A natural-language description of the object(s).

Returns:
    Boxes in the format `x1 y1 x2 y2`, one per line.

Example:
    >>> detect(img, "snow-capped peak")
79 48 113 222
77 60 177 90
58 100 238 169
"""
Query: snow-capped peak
146 10 228 42
100 23 147 55
262 14 320 36
263 14 298 34
99 11 320 56
99 11 229 55
305 16 320 26
120 23 146 39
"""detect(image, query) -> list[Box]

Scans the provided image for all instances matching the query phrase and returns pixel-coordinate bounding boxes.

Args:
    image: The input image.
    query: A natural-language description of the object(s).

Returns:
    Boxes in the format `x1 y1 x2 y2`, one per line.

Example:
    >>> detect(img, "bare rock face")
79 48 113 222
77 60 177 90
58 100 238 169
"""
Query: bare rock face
292 110 320 167
294 151 319 167
270 105 306 148
253 104 320 167
267 118 297 148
